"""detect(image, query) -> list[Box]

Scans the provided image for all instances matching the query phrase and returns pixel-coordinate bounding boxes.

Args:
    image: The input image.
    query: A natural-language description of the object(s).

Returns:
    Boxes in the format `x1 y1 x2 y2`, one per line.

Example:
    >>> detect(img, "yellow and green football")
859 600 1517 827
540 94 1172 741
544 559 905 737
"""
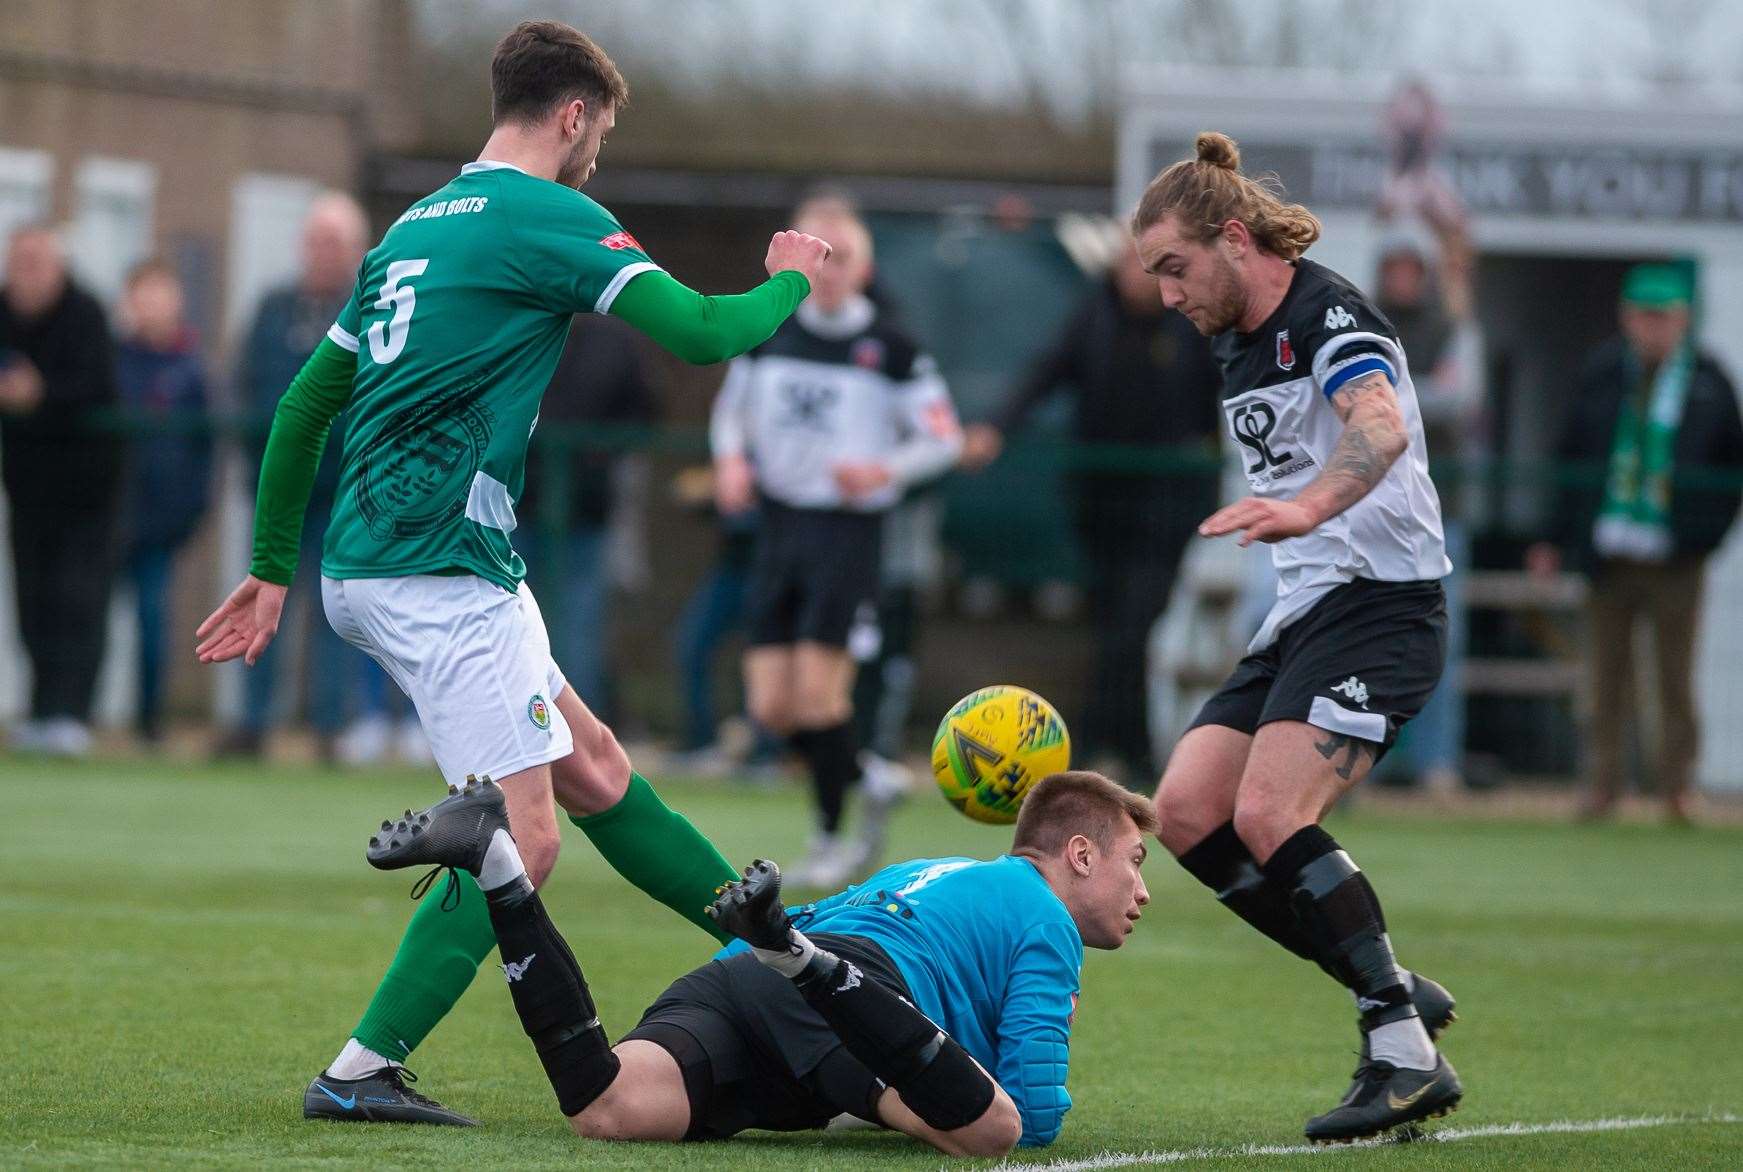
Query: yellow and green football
931 685 1070 824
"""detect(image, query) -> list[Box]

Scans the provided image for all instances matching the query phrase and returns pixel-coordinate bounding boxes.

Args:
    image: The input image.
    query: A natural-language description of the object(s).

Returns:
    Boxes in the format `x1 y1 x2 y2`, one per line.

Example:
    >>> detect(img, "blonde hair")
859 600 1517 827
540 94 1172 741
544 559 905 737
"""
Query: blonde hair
1131 132 1321 261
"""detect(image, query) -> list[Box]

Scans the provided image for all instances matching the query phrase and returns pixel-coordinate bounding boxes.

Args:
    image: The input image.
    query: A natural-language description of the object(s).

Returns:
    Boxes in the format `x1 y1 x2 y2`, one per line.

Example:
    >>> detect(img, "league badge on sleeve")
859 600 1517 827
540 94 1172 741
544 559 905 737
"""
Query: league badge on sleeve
1276 329 1296 371
599 230 643 252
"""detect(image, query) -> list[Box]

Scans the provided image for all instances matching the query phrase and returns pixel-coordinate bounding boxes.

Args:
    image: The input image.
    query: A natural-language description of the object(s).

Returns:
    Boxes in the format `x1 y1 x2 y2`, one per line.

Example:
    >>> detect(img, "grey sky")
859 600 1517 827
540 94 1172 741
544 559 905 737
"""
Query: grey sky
418 0 1743 120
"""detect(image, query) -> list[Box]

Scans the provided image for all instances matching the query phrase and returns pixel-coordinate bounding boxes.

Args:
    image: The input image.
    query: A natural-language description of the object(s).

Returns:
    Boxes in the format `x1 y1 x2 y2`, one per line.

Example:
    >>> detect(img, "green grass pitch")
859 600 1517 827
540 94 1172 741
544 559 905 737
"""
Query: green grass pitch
3 757 1740 1169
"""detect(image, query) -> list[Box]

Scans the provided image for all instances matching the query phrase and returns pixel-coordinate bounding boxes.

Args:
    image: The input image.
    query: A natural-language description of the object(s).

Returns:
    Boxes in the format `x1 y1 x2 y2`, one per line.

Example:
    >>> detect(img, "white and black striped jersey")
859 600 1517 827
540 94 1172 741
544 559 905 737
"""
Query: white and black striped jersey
710 295 963 512
1213 259 1449 651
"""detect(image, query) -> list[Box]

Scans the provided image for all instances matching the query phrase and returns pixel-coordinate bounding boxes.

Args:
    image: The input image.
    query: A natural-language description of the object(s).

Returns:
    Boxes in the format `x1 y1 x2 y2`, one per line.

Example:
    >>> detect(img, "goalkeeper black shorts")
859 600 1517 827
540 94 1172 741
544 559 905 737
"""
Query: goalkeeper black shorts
620 933 905 1140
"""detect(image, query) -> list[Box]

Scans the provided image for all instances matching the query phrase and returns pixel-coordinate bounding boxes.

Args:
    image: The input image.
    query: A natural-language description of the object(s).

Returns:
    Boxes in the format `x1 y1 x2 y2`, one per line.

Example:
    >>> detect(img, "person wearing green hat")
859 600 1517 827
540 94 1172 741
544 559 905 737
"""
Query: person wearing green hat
1527 263 1743 821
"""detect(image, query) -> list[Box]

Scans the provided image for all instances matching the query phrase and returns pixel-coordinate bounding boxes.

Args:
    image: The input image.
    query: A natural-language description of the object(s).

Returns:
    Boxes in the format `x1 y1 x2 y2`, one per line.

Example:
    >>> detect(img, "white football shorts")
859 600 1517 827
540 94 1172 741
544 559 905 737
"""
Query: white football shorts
322 574 573 786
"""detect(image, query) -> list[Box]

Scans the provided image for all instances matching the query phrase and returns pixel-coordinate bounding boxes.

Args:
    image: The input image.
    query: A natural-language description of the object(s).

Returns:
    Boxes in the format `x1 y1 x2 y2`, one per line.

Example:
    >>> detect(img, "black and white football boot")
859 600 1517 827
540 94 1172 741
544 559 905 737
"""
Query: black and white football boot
1304 1053 1462 1144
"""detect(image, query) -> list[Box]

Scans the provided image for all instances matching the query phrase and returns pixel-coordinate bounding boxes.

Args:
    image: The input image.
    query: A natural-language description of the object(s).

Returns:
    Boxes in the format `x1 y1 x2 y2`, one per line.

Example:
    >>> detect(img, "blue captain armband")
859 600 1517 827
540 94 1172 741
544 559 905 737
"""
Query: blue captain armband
1321 348 1395 399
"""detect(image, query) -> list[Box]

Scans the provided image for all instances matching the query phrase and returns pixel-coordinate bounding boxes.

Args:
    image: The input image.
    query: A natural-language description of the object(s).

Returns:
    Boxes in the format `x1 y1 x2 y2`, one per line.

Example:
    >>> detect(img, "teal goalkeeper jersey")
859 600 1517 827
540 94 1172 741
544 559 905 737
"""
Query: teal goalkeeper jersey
717 855 1082 1146
320 161 661 590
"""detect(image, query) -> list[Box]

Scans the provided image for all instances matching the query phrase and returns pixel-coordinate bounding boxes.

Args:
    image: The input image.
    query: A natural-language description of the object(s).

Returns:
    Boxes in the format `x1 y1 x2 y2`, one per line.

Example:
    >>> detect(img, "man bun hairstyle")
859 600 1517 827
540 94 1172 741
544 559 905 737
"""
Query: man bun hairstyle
491 20 629 127
1012 770 1159 857
1194 130 1241 170
1131 131 1322 261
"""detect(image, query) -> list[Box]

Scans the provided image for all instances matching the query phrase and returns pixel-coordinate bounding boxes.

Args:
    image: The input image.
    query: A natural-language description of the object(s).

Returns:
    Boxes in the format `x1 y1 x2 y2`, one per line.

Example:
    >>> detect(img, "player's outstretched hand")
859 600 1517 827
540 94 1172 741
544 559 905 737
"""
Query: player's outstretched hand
195 574 289 666
765 229 832 287
1199 497 1317 547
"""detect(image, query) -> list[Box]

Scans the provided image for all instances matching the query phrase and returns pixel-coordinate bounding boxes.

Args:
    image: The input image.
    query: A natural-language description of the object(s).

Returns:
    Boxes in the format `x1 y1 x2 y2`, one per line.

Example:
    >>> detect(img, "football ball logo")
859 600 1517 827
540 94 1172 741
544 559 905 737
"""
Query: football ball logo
931 685 1070 824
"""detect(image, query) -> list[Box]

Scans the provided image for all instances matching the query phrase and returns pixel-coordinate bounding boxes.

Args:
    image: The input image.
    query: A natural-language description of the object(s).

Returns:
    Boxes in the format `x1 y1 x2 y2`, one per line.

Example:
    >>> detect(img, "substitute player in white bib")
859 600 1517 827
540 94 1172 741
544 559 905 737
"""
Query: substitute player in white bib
711 204 962 888
1134 133 1463 1144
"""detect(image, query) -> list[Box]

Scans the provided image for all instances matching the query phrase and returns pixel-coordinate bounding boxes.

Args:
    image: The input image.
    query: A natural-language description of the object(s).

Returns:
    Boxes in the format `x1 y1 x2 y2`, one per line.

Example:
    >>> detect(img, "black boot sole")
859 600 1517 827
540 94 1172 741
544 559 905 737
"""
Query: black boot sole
366 776 504 874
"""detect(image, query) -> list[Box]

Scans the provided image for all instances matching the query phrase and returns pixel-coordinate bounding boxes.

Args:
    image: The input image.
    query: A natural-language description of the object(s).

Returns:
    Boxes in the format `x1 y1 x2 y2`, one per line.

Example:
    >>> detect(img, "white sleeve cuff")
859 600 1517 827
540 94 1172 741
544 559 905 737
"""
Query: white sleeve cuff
594 262 663 315
326 323 360 353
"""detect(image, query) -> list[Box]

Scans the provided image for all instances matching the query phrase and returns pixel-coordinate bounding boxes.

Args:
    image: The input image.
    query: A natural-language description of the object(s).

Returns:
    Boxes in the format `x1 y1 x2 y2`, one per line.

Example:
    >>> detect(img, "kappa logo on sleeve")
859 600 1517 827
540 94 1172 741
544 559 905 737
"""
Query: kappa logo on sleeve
1325 305 1357 330
599 230 643 252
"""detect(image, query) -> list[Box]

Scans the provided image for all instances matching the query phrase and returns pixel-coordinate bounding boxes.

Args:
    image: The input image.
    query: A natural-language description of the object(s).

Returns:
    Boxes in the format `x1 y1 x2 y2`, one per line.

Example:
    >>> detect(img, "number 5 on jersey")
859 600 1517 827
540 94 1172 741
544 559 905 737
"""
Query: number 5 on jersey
369 258 429 364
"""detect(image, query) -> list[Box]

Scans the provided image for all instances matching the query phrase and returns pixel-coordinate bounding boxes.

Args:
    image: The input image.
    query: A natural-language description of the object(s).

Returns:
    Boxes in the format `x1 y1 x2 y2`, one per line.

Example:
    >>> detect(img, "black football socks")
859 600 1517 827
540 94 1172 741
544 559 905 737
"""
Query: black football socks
791 720 859 835
1177 821 1337 977
788 944 996 1132
1260 825 1435 1069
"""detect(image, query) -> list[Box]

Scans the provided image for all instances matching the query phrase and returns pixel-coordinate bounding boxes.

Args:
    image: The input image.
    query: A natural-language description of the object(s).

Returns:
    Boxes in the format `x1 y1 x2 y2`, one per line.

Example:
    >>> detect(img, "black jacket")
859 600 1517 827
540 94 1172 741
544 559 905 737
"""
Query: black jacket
0 281 122 509
992 279 1222 537
1552 337 1743 567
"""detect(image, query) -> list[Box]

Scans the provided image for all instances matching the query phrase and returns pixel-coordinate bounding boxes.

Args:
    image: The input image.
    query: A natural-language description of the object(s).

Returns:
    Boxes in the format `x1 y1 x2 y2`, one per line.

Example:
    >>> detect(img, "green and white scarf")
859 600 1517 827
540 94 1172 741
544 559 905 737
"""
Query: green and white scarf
1593 343 1692 562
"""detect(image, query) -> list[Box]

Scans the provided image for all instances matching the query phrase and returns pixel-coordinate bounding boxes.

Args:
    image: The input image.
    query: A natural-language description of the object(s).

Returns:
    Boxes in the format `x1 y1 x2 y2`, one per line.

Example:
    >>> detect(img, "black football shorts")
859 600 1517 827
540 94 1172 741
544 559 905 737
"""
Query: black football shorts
1188 576 1446 757
746 499 882 648
620 933 905 1141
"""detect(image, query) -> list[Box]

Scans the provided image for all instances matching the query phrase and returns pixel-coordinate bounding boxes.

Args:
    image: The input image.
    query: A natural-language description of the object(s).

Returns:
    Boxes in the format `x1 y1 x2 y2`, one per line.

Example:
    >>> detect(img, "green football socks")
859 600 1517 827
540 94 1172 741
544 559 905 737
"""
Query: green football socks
350 867 494 1062
572 771 736 944
350 772 733 1060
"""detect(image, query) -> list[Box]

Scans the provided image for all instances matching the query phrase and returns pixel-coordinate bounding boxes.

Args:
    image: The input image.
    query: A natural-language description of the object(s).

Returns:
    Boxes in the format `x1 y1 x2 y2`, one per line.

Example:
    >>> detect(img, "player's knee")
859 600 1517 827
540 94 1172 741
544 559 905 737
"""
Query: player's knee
572 1098 629 1141
956 1094 1022 1158
1231 795 1293 864
569 1068 665 1141
516 824 562 888
747 692 794 735
553 726 631 817
1153 776 1219 855
577 725 631 793
791 680 850 729
792 698 847 730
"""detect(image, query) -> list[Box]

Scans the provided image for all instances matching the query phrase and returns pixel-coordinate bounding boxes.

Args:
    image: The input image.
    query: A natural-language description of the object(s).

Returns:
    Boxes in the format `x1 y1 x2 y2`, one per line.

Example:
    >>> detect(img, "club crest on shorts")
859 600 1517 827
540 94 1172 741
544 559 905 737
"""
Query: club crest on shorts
527 694 551 730
1276 329 1296 370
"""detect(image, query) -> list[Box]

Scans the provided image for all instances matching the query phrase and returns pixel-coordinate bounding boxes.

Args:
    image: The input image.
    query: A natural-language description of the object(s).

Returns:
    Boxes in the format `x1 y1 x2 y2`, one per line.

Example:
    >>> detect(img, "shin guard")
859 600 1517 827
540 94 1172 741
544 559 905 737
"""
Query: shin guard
485 883 620 1115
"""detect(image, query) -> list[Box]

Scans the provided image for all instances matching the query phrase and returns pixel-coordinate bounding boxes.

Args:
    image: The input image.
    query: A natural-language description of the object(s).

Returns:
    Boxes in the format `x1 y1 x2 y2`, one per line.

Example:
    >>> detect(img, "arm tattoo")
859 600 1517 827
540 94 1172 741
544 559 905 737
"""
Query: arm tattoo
1314 730 1376 781
1294 372 1406 523
1327 422 1386 491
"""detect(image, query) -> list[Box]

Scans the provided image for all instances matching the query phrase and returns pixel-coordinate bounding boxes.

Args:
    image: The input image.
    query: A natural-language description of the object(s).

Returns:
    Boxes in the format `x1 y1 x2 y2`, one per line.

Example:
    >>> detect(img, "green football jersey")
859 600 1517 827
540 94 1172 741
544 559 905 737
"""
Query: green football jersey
320 160 661 591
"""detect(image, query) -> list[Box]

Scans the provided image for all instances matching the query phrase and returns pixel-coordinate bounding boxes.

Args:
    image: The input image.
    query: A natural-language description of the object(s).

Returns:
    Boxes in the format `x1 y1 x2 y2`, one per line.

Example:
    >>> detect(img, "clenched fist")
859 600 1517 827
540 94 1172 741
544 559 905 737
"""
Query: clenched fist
764 230 832 288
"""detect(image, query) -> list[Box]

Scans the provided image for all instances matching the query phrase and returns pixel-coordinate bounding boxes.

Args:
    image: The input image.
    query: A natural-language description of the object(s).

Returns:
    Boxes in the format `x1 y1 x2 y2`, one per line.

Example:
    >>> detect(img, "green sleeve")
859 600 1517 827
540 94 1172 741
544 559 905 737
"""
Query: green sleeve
608 269 810 365
248 338 357 585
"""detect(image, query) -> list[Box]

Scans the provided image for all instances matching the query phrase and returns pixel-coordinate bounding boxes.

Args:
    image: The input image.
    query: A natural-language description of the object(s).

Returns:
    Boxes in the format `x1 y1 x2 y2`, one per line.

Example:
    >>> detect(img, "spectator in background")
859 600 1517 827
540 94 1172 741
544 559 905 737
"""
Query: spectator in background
116 258 212 743
0 224 122 757
963 238 1222 781
1528 264 1743 822
1371 230 1484 793
225 193 410 763
519 312 655 719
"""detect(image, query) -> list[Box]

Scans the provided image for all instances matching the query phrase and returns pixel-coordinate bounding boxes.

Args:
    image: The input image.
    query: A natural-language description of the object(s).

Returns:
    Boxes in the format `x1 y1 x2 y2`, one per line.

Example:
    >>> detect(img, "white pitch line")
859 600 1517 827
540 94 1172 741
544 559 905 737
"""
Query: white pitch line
990 1112 1743 1171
